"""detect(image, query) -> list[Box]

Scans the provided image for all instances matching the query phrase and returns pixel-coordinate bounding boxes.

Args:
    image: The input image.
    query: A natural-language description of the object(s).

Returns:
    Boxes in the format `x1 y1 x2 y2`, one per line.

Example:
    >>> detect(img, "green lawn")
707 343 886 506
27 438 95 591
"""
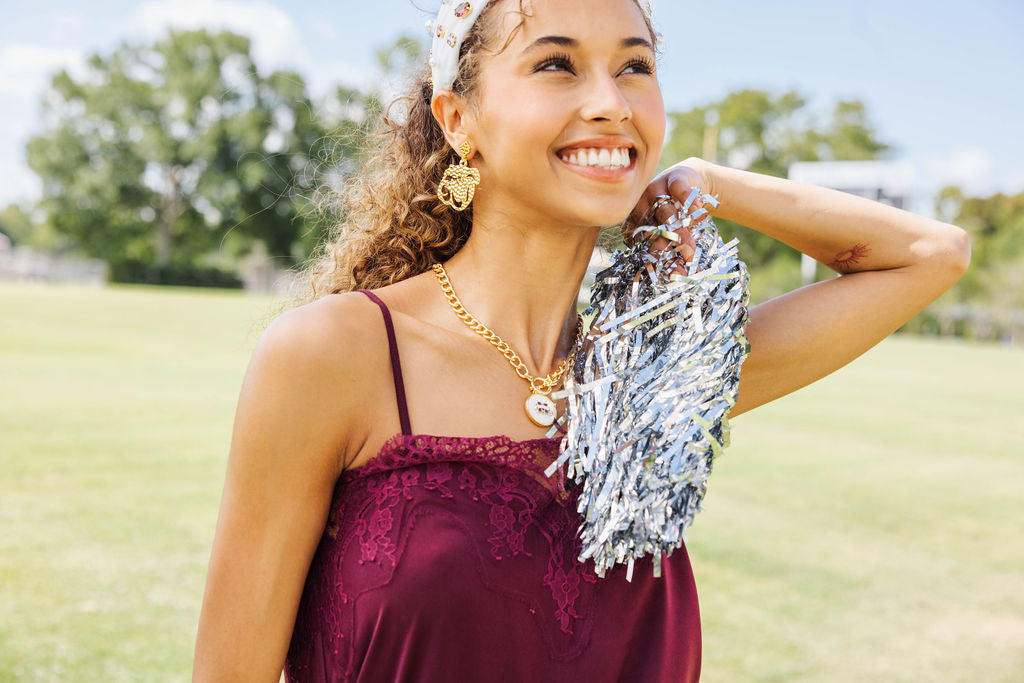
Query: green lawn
2 281 1022 682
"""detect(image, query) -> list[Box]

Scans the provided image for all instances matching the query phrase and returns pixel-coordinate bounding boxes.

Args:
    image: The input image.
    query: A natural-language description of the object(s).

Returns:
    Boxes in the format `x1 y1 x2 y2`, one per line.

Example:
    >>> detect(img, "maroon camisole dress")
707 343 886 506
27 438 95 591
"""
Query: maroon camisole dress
284 289 702 682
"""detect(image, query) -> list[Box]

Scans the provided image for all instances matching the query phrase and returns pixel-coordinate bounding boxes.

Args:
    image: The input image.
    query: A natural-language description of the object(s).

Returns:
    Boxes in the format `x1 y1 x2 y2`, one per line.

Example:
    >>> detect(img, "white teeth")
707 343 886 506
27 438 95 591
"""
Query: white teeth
559 147 632 170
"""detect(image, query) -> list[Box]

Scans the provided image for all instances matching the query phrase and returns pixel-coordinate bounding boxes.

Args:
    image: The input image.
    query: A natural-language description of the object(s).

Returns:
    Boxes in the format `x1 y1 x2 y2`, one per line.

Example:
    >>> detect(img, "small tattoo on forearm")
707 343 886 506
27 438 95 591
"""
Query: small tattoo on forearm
829 243 871 272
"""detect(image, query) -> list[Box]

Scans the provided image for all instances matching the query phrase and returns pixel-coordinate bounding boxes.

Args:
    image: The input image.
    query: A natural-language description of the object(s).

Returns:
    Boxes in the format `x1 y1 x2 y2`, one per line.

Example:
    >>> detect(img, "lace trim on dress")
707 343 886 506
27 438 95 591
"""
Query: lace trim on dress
341 432 572 499
286 433 603 680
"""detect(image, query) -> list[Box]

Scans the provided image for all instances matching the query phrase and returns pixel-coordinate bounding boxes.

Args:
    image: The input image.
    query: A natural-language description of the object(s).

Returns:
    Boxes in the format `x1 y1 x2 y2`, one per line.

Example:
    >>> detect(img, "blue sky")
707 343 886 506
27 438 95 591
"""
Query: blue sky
1 0 1021 215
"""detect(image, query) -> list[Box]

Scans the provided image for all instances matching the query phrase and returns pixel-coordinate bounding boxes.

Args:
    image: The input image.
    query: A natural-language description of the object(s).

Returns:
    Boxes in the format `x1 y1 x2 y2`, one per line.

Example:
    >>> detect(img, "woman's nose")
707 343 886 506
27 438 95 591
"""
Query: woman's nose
581 71 632 123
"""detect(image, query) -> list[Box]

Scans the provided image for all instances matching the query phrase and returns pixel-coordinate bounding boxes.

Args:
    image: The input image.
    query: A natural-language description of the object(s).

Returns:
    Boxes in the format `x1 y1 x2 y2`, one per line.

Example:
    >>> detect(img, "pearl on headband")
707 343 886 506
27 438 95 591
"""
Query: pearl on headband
424 1 493 97
424 0 659 98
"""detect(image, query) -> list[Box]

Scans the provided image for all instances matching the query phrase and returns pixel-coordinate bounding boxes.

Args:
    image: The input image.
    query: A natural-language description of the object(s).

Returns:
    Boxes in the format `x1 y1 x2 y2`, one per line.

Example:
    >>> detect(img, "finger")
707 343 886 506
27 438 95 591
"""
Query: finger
666 175 705 215
630 181 669 224
647 231 693 264
668 236 694 262
654 202 698 253
682 240 695 261
668 245 692 275
649 234 670 252
653 199 682 226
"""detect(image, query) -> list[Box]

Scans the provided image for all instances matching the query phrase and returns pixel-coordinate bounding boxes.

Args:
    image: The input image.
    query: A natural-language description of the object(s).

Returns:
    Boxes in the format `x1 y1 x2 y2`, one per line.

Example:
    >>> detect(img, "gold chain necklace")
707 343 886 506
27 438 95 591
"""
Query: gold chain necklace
432 262 584 428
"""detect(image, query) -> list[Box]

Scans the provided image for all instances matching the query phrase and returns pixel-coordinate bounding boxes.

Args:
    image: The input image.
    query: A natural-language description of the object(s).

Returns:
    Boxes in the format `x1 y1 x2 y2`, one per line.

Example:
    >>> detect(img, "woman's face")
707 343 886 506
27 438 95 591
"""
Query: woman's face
463 0 666 229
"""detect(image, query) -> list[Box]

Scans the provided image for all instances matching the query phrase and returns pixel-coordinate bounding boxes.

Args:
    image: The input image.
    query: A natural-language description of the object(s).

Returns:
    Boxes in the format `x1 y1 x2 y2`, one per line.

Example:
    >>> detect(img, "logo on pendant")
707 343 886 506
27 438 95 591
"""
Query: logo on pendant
525 393 556 427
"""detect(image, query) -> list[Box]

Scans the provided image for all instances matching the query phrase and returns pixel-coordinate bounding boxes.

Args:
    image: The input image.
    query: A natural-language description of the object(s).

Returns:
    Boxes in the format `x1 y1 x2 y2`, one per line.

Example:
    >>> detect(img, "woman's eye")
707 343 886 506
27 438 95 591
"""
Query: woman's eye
535 55 575 73
621 58 655 75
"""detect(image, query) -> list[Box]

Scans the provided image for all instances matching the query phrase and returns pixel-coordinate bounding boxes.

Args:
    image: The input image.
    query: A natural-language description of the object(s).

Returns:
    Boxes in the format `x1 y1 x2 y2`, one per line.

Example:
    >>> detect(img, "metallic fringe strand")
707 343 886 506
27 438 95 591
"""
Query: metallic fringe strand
544 187 751 581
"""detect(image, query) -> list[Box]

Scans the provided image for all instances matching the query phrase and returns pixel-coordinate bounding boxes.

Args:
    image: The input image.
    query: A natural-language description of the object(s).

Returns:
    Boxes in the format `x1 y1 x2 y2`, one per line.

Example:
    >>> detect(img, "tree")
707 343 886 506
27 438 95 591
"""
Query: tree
0 204 40 248
25 29 349 277
934 185 1024 307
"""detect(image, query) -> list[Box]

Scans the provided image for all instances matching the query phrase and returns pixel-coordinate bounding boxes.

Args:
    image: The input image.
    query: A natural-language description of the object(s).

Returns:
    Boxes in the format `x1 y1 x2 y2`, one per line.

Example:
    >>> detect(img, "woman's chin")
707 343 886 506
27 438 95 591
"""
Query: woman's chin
570 205 638 230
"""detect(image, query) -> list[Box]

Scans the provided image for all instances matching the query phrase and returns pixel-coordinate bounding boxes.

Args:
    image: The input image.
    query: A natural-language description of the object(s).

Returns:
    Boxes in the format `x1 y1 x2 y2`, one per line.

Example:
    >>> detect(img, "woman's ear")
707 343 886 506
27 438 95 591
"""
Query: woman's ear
431 90 473 154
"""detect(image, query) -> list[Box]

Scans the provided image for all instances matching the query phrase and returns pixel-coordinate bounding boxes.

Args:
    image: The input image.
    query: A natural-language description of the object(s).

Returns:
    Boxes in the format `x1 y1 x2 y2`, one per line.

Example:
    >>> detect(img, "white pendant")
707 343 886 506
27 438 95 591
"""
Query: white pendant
525 393 557 427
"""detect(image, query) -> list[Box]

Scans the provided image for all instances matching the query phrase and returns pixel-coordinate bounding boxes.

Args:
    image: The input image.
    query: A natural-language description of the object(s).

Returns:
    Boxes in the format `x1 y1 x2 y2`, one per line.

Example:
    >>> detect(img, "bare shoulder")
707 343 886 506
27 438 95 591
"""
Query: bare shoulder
249 290 387 472
267 289 381 347
264 290 382 365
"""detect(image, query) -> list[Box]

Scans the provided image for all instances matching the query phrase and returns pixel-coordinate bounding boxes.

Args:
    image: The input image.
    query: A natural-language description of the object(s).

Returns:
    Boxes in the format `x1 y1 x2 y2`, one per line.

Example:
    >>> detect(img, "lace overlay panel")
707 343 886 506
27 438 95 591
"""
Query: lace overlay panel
285 433 606 680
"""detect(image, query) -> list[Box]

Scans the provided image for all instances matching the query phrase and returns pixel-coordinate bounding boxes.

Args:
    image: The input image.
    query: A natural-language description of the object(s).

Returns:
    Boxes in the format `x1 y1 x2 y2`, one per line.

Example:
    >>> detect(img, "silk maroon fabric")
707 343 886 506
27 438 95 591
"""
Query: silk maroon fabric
282 291 702 682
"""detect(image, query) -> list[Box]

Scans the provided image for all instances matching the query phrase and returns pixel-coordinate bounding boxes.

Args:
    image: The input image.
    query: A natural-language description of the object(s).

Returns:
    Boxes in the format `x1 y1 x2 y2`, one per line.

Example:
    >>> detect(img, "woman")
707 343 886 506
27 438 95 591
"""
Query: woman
192 0 970 680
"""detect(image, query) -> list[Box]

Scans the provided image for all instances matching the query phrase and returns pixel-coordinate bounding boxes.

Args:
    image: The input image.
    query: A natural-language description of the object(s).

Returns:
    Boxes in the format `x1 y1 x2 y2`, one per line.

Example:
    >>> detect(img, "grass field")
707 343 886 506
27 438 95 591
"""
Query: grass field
1 280 1022 682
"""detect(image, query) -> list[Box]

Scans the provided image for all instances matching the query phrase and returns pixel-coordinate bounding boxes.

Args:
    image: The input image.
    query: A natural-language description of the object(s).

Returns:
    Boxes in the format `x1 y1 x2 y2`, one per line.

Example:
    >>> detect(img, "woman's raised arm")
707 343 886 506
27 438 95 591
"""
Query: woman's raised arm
192 296 370 681
643 158 971 419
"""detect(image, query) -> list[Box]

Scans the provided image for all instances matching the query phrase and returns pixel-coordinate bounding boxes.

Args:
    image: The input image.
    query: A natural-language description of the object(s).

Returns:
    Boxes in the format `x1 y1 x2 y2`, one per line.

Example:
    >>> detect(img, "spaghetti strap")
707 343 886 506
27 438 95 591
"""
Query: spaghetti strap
356 289 412 435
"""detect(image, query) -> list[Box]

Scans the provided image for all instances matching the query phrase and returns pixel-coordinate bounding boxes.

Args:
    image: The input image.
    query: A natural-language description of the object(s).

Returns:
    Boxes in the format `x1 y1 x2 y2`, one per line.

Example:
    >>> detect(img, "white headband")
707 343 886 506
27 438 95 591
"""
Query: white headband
425 0 657 98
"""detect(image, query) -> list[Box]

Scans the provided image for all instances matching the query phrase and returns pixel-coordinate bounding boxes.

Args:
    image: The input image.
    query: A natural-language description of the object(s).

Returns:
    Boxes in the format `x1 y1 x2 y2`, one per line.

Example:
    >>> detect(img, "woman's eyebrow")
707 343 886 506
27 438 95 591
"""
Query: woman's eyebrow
521 35 654 54
621 37 655 51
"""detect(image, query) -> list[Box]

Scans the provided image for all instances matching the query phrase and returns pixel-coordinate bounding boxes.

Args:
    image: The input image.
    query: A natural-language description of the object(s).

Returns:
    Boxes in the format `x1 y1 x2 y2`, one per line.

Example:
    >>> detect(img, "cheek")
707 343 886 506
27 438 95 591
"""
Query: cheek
488 101 553 150
638 98 666 174
639 92 666 145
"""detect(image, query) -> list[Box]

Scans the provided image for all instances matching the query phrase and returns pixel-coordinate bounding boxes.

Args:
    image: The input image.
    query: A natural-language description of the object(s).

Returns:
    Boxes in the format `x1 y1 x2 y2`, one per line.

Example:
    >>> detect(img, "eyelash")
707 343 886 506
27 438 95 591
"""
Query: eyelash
534 52 655 76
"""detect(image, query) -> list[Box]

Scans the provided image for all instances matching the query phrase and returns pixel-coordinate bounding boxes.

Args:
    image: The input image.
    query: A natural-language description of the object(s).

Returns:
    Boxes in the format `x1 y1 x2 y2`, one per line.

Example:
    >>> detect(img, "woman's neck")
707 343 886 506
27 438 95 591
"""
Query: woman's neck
440 212 600 376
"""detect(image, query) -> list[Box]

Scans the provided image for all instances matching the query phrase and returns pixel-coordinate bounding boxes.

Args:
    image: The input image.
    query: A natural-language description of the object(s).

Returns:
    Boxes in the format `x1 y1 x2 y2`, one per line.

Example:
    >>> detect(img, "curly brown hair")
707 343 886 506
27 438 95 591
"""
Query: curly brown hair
285 0 659 308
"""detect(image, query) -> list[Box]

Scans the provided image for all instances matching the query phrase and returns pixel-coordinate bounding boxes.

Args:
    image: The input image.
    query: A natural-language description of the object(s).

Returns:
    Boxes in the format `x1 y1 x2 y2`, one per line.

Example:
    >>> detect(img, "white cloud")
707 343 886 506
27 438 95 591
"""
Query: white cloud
131 0 364 98
307 61 375 96
50 9 92 42
923 146 996 195
133 0 308 74
308 15 338 42
996 170 1024 196
0 43 85 97
912 145 1024 204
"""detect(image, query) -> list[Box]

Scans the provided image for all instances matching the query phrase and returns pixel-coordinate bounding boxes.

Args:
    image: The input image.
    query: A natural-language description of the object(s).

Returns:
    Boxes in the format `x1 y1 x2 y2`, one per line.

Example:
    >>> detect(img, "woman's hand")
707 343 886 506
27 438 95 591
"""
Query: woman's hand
628 157 716 268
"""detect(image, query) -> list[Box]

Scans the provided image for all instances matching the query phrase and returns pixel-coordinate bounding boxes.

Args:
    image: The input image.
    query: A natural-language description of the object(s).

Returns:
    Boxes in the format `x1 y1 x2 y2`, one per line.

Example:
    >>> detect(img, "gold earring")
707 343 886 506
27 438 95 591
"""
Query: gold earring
437 141 481 212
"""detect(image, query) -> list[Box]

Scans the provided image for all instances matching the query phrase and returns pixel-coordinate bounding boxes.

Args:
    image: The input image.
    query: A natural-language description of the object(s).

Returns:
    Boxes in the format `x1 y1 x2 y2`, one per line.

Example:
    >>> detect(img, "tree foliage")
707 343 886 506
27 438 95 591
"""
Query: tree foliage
25 29 375 278
934 186 1024 309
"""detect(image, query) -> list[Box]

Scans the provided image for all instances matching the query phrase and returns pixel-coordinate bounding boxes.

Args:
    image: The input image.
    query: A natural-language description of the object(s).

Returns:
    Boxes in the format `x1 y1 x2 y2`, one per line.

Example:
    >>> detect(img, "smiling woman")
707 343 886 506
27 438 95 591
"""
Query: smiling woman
191 0 970 681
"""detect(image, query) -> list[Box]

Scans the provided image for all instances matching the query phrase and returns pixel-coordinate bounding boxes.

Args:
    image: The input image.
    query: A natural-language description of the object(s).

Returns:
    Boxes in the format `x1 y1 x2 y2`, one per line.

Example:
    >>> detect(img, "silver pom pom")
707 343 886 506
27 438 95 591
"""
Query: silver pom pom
545 188 751 581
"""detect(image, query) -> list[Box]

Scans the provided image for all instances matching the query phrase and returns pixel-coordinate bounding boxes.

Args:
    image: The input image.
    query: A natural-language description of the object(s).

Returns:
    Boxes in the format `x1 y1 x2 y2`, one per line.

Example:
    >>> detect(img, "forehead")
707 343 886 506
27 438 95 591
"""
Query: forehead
491 0 652 52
